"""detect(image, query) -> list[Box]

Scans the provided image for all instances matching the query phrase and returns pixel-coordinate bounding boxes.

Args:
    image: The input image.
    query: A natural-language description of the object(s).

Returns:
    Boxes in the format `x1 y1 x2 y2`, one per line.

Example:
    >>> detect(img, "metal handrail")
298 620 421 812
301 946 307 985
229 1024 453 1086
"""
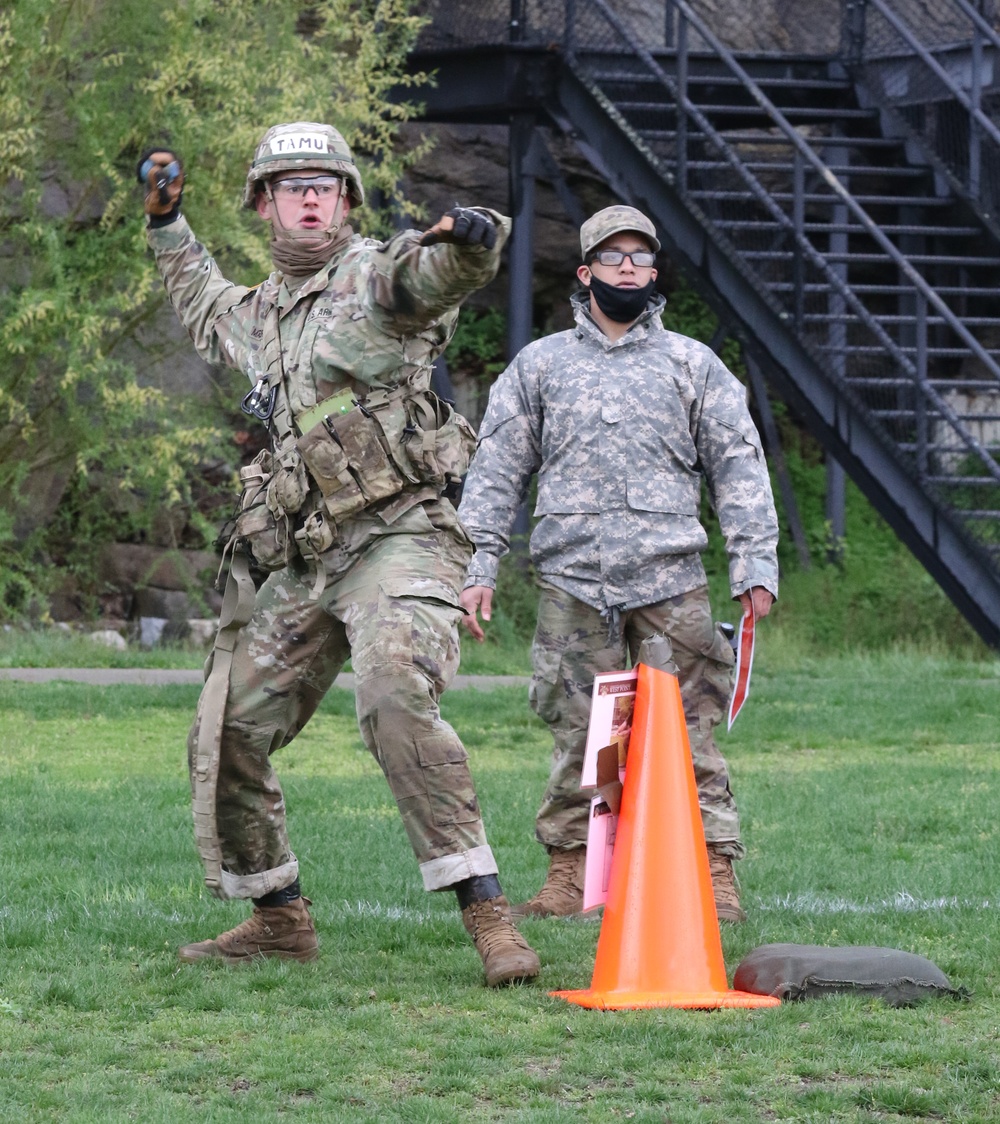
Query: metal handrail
671 0 1000 388
866 0 1000 149
849 0 1000 223
571 0 1000 482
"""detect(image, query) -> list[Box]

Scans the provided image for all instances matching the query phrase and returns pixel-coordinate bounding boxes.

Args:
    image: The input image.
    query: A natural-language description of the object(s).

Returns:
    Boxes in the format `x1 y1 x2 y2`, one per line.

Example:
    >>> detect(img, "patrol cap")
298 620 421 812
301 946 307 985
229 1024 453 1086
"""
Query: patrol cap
243 122 365 209
580 205 660 257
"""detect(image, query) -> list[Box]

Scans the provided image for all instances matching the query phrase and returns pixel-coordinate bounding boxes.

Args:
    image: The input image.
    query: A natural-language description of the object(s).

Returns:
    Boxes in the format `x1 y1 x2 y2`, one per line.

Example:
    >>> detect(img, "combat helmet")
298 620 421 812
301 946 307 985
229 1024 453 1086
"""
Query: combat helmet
242 122 365 209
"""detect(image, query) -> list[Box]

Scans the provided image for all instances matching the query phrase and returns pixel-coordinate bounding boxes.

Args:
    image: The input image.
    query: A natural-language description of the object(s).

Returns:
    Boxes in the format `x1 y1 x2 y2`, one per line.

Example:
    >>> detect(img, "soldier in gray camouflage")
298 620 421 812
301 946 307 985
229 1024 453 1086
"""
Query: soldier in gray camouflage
459 205 779 923
138 123 539 986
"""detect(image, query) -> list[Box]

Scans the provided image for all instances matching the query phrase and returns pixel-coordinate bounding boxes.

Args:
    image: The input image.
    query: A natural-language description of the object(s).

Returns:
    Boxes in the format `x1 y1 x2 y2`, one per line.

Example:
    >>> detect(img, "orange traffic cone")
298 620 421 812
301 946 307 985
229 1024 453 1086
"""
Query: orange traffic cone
551 663 780 1010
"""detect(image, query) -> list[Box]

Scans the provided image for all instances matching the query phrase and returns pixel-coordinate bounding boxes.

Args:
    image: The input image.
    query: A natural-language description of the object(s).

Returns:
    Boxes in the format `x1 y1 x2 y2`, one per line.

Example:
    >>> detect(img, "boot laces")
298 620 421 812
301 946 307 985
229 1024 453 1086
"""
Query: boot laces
708 852 739 899
466 900 527 953
547 850 583 893
224 909 275 946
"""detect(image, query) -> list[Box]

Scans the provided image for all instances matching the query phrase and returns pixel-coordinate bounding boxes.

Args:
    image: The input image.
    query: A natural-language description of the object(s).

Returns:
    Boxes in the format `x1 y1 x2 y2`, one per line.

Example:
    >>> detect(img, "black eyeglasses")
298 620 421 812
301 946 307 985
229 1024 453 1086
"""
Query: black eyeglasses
588 249 656 268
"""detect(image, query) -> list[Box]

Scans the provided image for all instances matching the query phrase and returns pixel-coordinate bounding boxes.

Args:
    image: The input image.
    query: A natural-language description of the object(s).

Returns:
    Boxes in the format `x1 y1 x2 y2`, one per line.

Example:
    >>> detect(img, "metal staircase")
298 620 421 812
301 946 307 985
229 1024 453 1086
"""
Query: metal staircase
410 0 1000 647
844 0 1000 238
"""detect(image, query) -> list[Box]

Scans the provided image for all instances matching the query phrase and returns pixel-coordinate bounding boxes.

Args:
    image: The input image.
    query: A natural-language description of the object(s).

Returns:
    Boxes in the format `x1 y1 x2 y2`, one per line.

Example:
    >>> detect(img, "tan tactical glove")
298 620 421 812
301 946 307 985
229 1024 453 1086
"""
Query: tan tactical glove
137 148 184 224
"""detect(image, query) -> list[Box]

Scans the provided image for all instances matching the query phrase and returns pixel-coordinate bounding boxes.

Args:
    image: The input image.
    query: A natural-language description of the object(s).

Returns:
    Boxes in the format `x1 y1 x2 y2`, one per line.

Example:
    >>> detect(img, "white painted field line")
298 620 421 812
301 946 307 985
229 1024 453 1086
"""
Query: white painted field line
756 891 998 914
332 892 1000 923
337 899 437 923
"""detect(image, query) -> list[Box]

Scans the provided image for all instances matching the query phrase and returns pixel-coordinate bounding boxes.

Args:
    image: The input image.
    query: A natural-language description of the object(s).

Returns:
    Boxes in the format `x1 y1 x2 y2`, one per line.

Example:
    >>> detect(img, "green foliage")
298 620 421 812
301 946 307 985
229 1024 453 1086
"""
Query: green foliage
661 276 744 376
771 489 987 657
0 0 429 619
699 439 987 656
449 306 508 377
0 626 207 669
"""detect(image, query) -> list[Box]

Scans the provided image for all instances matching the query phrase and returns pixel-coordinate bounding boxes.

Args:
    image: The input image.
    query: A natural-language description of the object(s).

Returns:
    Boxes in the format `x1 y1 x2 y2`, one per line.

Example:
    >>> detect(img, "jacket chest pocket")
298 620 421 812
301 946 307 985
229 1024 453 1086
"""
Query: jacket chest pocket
308 305 410 388
626 424 701 515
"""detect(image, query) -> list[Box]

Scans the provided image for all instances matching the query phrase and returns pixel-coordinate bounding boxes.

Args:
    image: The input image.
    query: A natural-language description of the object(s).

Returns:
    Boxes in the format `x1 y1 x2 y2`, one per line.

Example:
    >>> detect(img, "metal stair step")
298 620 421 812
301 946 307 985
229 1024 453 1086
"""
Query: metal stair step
907 456 997 465
635 103 879 120
925 476 1000 486
859 379 1000 390
707 132 910 148
743 250 1000 267
686 188 953 206
715 220 984 236
769 282 1000 296
821 345 1000 358
871 407 1000 422
840 377 1000 389
615 99 868 117
682 160 929 179
829 253 1000 267
590 69 851 93
803 314 1000 327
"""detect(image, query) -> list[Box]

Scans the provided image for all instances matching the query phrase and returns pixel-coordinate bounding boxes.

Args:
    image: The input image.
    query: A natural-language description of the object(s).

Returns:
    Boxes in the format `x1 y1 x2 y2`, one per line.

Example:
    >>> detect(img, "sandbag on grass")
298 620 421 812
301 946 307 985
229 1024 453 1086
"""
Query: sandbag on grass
734 943 965 1006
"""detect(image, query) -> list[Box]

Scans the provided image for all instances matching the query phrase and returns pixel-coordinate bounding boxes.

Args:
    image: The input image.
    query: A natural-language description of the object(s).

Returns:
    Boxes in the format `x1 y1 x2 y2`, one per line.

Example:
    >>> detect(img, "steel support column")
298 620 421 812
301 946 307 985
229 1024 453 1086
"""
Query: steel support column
507 113 537 360
507 112 537 548
826 137 849 564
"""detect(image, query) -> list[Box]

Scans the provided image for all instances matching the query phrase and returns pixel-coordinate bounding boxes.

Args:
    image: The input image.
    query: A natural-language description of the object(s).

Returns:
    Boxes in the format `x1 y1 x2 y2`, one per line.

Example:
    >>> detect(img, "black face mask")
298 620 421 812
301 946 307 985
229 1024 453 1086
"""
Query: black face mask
585 275 656 323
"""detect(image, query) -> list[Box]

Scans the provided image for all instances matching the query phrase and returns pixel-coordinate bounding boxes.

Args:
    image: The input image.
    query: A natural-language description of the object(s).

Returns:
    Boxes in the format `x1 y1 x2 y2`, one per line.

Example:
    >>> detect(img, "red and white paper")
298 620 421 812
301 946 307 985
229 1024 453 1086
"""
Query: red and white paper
581 670 638 911
727 604 756 730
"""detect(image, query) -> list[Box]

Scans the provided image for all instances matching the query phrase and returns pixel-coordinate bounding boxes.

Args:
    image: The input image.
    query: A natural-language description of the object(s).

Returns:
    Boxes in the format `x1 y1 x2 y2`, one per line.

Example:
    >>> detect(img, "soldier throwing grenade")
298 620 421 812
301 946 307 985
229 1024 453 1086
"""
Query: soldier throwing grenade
139 123 539 986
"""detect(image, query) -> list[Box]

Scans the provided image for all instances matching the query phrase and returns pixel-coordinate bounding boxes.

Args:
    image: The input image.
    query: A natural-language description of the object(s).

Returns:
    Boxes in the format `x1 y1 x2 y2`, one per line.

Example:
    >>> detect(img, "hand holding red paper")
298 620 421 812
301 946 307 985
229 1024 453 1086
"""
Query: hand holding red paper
728 586 773 730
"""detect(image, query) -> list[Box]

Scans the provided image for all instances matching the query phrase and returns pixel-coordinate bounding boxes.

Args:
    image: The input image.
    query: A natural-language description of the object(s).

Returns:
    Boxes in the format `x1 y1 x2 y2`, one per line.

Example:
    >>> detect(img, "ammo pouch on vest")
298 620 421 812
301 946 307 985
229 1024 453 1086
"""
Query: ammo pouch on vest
296 402 401 524
234 448 309 571
295 389 476 524
399 391 476 489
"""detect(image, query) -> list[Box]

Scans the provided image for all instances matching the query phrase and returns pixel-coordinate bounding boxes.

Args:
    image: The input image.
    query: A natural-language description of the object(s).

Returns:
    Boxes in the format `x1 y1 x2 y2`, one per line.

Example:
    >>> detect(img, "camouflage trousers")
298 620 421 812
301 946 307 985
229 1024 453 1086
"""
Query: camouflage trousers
188 498 498 899
529 581 745 859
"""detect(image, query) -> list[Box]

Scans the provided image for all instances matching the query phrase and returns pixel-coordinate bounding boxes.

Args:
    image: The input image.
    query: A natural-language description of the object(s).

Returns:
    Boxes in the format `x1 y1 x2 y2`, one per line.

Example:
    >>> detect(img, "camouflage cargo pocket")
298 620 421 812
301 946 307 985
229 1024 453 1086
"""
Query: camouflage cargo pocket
529 645 563 726
235 451 296 571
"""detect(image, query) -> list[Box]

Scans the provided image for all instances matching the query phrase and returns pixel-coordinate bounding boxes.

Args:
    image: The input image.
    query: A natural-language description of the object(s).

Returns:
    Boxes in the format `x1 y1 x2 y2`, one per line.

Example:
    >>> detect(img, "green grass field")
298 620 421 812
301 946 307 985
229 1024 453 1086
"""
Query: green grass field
1 649 999 1122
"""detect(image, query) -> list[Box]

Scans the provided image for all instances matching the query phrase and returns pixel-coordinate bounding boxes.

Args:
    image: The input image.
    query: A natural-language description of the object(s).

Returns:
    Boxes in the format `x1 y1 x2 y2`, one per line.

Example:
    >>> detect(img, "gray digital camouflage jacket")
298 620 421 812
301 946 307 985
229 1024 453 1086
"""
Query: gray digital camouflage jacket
458 291 779 613
146 213 510 421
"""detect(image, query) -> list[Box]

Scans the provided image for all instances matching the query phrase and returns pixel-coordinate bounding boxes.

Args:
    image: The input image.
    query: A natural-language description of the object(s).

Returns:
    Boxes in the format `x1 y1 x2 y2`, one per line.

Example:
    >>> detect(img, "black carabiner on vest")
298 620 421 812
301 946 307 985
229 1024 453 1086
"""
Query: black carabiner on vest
241 377 277 422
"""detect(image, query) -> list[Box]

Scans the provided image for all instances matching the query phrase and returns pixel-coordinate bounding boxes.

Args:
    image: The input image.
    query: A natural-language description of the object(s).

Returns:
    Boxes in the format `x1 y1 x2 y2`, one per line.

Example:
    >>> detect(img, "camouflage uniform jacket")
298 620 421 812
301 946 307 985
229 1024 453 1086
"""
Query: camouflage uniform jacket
459 291 779 612
146 213 510 423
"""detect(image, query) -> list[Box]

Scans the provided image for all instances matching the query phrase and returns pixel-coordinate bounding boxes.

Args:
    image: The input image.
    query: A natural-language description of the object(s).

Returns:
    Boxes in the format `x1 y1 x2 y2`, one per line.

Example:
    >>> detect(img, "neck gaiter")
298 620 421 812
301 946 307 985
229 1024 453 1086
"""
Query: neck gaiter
269 223 354 281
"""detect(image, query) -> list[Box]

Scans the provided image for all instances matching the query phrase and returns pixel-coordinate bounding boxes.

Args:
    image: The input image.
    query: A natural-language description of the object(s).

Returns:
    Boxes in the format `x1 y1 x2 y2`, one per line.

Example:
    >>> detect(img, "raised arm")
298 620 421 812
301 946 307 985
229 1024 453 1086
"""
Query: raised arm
367 208 511 336
139 149 253 369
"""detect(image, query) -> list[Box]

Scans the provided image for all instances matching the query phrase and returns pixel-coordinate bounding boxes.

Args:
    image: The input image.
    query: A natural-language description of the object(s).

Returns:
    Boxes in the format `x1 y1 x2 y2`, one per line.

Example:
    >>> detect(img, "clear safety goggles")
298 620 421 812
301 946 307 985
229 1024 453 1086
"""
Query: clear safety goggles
588 249 657 268
270 176 344 199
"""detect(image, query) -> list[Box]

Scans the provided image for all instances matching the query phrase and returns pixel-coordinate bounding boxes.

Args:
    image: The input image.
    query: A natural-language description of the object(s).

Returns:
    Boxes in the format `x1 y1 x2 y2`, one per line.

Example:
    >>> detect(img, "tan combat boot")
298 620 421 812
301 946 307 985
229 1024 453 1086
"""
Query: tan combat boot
510 847 587 920
707 848 747 923
178 896 319 963
461 895 541 987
